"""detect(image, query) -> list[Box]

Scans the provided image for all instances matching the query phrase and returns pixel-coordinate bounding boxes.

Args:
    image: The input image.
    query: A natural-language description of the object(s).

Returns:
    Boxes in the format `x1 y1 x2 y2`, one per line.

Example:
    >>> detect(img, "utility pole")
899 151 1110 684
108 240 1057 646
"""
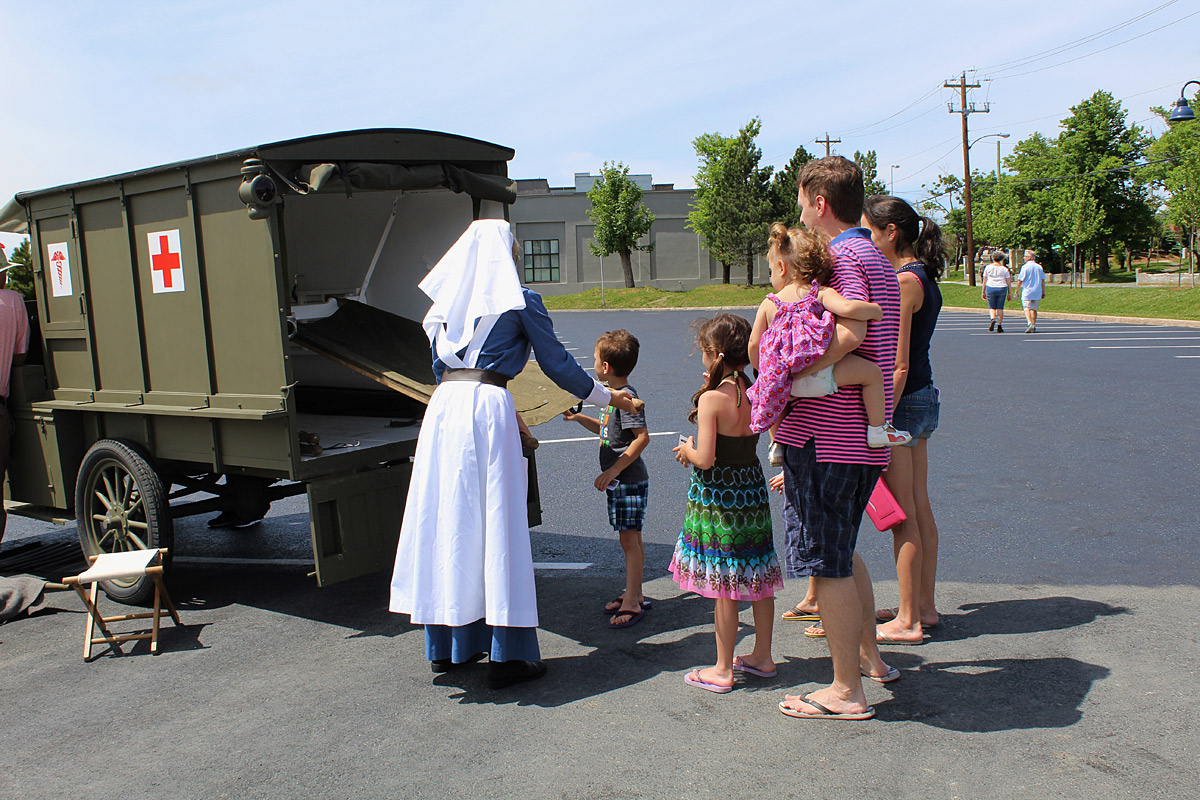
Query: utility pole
816 132 841 157
946 72 988 286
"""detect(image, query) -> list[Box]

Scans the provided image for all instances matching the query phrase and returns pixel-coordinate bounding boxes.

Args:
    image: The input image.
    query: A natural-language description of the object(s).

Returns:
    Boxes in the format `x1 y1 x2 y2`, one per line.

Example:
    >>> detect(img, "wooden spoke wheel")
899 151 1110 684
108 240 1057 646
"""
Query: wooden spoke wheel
75 439 173 605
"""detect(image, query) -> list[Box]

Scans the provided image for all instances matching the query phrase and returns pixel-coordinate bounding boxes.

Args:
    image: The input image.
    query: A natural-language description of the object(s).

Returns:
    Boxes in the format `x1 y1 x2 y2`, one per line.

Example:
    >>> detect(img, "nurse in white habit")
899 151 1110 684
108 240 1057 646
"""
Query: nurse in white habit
390 219 644 690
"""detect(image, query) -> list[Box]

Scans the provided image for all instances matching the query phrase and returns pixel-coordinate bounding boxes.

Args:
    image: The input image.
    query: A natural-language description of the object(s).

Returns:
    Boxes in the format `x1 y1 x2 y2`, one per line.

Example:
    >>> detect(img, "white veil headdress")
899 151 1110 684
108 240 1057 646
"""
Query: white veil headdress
420 219 526 369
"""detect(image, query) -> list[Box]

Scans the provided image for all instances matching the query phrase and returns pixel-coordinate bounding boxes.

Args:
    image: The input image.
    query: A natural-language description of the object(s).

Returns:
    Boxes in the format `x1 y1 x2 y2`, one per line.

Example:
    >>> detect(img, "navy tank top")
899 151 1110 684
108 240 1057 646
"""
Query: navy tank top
897 261 942 395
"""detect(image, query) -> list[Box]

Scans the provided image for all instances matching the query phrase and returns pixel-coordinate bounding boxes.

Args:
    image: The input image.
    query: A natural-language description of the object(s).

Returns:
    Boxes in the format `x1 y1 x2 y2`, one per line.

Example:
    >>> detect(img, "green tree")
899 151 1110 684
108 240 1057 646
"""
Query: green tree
921 173 965 268
1003 132 1070 271
1055 90 1152 275
770 146 814 226
688 118 774 285
1055 177 1102 286
973 179 1022 252
1147 94 1200 280
586 162 655 289
853 150 887 197
4 239 34 299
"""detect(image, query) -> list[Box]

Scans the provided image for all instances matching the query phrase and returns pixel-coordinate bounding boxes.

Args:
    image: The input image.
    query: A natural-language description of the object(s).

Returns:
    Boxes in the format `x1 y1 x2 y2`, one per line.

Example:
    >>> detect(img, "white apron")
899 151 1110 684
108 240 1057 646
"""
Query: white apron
390 219 537 628
388 379 535 627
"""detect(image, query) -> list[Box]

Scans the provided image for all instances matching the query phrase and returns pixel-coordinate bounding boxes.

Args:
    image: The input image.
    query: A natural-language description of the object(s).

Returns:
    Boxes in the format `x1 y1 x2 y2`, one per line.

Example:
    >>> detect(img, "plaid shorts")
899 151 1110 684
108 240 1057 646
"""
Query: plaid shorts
782 441 881 578
607 480 649 532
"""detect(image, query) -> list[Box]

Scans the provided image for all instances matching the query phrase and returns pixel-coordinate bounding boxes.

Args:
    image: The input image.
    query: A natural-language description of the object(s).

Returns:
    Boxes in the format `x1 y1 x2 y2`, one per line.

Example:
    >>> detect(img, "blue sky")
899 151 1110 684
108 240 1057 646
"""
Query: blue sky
1 0 1196 251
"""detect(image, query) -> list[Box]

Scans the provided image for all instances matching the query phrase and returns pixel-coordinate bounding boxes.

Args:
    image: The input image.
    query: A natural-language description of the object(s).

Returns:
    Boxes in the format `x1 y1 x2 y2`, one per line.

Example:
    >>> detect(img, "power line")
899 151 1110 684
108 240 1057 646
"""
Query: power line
829 83 944 137
979 0 1180 73
991 9 1200 80
972 155 1184 187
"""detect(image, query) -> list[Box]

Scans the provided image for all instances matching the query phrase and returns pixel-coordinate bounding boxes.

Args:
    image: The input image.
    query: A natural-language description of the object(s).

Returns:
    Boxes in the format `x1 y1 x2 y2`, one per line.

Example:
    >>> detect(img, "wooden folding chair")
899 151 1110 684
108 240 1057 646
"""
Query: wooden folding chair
62 548 181 661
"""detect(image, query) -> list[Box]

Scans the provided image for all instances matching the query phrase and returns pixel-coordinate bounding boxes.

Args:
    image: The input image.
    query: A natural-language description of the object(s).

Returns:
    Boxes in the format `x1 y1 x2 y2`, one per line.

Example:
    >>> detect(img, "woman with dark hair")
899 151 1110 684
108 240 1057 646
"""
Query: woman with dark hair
860 196 944 644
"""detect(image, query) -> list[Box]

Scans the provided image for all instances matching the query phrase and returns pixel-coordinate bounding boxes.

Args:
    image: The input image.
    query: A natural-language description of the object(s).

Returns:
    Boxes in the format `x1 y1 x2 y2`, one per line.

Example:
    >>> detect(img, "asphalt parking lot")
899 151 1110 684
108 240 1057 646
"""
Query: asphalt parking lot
2 308 1197 800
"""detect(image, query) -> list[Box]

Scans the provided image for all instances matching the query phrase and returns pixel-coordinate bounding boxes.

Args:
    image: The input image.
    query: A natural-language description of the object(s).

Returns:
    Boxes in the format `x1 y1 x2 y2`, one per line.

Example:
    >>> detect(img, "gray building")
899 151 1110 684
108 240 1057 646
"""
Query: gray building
509 173 769 295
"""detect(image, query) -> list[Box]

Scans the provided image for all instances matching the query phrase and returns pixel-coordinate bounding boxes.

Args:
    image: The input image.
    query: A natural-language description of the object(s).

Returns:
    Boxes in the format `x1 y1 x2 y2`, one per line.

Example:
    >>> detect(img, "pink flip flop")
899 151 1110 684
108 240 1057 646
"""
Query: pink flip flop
684 669 733 693
732 655 778 678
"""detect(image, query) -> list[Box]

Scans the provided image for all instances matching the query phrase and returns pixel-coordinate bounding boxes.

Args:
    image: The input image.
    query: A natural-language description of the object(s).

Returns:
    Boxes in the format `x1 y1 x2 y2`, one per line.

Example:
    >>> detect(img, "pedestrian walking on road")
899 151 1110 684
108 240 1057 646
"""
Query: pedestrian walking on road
981 251 1011 332
1016 250 1047 333
671 313 782 693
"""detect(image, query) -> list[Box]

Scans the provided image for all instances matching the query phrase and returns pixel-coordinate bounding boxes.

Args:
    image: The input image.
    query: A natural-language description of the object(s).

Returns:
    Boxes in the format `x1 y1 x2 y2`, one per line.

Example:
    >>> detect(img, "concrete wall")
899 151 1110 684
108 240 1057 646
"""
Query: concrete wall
510 181 769 295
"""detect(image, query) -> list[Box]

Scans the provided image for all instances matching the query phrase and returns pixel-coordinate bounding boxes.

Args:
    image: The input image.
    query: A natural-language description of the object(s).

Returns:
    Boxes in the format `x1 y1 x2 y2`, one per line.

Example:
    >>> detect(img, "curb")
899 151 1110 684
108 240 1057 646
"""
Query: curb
551 304 1200 328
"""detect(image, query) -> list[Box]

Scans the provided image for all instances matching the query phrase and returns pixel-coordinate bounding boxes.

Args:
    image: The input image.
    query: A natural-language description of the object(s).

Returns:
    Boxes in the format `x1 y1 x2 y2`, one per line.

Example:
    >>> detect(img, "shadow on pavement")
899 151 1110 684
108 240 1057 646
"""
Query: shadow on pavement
876 656 1111 731
935 596 1128 641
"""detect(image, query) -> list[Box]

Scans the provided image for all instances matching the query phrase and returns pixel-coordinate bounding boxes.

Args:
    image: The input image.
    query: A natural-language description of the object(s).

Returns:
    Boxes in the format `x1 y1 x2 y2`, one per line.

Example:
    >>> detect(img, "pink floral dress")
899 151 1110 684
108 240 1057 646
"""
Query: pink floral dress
747 283 836 433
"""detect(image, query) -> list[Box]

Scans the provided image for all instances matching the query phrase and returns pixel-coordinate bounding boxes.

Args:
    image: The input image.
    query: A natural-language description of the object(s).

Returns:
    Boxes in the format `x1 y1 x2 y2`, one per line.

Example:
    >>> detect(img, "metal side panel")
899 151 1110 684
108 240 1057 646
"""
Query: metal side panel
306 463 411 586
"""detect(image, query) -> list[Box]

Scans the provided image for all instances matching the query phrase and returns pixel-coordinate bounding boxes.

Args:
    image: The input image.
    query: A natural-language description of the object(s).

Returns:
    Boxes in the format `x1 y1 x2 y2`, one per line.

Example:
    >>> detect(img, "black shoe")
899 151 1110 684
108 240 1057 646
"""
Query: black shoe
431 651 487 673
996 325 1004 333
988 319 996 331
487 659 547 689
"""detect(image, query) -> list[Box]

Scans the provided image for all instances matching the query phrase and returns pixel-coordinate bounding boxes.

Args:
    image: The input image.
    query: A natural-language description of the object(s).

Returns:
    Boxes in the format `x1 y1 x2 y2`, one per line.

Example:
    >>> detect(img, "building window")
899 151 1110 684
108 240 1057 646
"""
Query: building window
523 239 560 283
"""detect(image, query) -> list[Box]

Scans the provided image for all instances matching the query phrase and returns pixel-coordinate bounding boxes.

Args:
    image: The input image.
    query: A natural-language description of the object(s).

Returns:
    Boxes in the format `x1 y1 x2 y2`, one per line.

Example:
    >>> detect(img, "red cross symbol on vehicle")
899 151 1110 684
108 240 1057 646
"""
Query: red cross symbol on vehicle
151 235 181 288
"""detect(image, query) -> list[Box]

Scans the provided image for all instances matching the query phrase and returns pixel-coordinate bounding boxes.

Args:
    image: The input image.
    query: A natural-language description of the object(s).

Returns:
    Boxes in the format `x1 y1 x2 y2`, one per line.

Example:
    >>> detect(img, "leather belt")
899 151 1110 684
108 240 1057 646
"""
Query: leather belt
441 368 510 388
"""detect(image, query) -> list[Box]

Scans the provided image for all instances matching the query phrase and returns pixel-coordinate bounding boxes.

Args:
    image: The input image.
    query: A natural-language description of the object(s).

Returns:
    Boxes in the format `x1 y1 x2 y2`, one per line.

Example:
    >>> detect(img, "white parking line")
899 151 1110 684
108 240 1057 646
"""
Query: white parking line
532 562 592 570
1028 337 1200 342
1018 329 1194 335
1176 355 1200 358
1089 345 1200 349
539 430 680 444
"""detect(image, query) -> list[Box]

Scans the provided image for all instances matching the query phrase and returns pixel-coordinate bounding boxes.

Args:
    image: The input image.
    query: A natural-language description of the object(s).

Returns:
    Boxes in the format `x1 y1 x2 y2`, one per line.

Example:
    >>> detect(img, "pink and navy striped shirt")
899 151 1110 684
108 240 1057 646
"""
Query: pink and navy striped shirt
775 228 900 465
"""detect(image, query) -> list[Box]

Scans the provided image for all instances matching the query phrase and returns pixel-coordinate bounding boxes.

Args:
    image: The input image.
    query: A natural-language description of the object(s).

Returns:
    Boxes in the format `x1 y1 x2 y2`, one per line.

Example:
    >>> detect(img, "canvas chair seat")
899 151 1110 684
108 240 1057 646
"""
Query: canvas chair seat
63 548 180 661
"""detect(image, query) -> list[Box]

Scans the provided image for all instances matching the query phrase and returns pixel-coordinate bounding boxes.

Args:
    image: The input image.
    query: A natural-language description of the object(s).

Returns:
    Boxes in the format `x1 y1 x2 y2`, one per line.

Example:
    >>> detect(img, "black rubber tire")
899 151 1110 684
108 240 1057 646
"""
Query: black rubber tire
74 439 174 605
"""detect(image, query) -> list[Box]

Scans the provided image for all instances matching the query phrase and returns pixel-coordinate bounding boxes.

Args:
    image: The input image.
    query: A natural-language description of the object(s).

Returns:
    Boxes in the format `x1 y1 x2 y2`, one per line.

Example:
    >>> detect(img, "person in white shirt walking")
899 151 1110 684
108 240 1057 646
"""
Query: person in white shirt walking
980 251 1012 333
1016 250 1047 333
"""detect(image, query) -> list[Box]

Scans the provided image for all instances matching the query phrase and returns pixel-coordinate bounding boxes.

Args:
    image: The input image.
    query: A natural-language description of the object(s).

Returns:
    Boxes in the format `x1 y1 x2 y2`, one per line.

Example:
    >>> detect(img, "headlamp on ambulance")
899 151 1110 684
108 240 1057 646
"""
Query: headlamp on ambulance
238 159 278 220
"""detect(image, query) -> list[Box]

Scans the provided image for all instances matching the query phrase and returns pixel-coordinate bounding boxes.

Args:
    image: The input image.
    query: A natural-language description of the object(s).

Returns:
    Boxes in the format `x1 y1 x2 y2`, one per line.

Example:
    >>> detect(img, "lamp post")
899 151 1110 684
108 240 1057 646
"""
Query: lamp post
1168 80 1200 123
889 164 899 194
964 133 1010 283
1167 82 1198 285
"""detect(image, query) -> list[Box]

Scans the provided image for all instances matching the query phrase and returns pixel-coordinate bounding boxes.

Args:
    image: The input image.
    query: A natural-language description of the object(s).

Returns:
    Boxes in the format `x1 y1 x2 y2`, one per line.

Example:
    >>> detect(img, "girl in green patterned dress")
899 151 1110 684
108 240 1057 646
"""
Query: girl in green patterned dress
671 313 784 693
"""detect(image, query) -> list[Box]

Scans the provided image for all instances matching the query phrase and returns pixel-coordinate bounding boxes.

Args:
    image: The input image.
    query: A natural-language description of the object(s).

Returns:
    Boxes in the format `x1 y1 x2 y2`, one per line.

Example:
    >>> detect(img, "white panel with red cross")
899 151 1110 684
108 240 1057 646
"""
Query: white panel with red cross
148 229 186 294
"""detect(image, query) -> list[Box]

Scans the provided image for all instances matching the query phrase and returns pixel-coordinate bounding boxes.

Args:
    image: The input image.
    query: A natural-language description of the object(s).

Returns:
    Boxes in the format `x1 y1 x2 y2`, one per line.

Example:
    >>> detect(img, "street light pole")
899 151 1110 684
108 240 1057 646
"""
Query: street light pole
889 164 899 194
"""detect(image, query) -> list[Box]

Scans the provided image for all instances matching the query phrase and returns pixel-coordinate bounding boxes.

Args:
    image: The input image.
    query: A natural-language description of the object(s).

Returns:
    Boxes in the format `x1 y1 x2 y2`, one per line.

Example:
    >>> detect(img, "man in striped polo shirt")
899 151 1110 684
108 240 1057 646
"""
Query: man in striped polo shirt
777 157 899 721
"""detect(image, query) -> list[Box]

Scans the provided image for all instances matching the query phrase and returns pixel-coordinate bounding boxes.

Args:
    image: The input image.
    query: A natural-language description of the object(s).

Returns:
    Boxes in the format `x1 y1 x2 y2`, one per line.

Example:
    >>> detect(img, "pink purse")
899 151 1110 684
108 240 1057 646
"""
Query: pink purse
865 475 906 531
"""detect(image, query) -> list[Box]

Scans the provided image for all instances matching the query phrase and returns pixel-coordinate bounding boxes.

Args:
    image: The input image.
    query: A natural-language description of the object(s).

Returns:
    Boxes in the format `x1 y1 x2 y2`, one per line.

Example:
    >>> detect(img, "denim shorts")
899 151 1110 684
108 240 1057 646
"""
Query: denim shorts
985 286 1008 309
893 383 939 446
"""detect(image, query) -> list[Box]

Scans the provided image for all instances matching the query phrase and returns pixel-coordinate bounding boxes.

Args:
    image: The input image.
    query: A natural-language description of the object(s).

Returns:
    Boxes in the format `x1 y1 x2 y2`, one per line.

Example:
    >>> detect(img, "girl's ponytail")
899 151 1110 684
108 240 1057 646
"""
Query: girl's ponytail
688 314 752 423
915 216 947 282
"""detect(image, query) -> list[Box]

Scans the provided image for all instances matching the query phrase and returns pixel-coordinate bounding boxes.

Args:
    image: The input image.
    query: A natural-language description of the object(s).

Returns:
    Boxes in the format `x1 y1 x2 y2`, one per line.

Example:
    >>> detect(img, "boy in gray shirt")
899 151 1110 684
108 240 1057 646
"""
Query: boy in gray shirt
562 329 650 629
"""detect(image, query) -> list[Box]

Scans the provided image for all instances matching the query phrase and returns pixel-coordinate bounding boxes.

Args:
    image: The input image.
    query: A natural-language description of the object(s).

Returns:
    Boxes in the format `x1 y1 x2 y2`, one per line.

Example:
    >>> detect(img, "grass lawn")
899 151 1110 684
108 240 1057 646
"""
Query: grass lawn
938 283 1200 320
541 282 1200 321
